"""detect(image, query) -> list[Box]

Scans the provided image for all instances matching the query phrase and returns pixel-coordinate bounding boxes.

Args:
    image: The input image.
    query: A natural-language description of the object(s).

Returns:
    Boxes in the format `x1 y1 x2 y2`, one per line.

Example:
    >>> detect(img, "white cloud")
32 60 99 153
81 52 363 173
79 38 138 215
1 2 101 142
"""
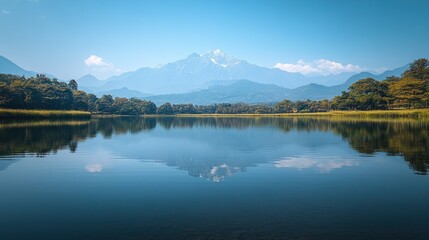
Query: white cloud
84 54 122 73
85 55 108 66
2 10 10 14
85 163 103 173
274 59 365 75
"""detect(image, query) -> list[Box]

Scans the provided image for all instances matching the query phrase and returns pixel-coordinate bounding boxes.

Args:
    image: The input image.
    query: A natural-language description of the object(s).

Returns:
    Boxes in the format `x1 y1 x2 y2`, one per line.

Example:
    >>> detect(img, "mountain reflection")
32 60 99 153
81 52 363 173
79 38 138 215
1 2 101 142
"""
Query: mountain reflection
0 117 428 177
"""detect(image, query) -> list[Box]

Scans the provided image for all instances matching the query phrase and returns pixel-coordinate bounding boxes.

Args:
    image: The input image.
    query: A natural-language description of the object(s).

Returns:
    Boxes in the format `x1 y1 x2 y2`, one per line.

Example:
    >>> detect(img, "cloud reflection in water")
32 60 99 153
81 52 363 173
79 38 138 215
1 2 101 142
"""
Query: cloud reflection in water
274 157 357 173
85 163 103 173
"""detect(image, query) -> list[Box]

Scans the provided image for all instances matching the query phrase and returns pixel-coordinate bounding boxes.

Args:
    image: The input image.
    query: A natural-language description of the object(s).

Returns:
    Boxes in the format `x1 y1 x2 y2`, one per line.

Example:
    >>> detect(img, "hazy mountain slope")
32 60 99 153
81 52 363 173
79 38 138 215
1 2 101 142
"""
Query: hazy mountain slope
342 65 407 88
145 65 408 104
147 80 340 105
147 80 291 105
0 55 37 76
306 72 354 86
96 87 150 98
77 74 104 88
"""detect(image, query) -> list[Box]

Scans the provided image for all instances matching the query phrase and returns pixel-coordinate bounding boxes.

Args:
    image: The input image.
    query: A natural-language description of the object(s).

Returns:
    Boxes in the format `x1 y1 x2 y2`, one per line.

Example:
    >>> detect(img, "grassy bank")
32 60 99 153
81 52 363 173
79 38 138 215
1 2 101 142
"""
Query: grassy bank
2 108 429 120
174 109 429 119
313 109 429 118
0 109 91 120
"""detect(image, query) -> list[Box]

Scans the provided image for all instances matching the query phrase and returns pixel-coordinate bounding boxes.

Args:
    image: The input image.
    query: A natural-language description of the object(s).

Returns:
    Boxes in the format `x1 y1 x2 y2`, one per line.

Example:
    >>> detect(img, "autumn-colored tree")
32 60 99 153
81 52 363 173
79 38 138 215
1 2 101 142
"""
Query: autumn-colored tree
389 77 427 108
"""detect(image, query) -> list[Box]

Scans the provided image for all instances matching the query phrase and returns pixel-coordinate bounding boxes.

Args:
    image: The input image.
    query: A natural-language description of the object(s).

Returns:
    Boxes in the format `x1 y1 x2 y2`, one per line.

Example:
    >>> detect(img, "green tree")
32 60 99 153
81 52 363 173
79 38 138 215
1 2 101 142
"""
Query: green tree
68 79 78 91
157 102 174 115
331 91 355 110
252 105 273 114
87 93 98 112
274 99 293 113
72 90 89 111
140 100 157 114
172 104 196 114
403 58 429 80
349 78 388 110
96 95 114 113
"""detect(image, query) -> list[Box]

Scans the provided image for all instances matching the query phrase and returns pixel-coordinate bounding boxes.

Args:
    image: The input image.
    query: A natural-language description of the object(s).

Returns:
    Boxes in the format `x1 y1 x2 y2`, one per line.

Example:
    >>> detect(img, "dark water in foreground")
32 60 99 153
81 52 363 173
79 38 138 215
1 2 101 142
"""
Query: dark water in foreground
0 117 428 240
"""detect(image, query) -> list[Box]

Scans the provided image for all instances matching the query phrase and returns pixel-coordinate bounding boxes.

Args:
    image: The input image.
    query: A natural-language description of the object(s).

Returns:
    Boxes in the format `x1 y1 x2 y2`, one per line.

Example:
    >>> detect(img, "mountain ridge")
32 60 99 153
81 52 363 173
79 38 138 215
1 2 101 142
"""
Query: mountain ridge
97 50 311 94
0 53 408 103
0 55 37 77
147 64 407 105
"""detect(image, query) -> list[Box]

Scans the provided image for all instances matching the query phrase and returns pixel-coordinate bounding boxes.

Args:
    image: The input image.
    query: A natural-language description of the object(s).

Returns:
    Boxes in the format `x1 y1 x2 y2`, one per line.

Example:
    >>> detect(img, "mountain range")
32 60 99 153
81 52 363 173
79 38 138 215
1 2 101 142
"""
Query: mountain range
91 50 310 94
0 51 408 104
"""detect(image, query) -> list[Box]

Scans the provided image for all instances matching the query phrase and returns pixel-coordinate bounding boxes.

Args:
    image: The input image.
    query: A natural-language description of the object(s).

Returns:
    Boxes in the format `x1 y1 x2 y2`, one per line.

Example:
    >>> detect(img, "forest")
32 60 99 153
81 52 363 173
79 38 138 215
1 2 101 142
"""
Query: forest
0 58 428 115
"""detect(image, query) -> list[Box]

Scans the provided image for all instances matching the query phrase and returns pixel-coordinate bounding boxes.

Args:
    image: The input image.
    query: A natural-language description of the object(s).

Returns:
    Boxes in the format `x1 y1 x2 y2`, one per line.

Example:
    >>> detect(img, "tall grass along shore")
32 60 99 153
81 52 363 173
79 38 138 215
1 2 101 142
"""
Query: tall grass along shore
2 108 429 120
0 109 91 119
175 109 429 119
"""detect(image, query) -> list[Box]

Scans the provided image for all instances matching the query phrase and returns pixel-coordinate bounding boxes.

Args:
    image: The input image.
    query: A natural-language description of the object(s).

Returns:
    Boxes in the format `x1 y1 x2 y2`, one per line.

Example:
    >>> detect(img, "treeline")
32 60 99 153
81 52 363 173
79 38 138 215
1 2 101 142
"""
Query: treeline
331 58 429 110
0 74 158 114
0 73 332 114
0 58 428 114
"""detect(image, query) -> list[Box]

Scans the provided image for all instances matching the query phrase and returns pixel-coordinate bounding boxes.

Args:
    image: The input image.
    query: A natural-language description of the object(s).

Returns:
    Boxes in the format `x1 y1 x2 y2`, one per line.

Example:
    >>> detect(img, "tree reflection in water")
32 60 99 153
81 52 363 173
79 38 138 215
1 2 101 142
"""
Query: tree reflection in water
0 116 427 175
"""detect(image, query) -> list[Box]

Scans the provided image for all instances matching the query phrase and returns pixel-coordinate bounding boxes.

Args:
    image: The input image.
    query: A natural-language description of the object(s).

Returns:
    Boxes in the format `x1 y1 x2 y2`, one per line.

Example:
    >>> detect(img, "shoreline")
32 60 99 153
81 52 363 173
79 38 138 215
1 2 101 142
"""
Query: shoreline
2 108 429 120
131 109 429 119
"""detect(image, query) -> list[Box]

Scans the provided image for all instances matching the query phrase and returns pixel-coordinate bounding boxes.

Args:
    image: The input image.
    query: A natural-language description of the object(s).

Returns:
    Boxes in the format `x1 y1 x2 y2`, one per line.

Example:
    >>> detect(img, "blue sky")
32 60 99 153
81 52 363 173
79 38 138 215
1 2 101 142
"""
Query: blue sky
0 0 428 79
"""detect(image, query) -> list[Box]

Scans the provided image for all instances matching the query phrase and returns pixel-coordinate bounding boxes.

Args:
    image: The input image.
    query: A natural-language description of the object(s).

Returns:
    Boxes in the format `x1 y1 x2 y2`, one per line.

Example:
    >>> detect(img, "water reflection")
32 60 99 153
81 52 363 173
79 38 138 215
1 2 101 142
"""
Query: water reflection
0 117 428 176
85 163 103 173
274 157 358 173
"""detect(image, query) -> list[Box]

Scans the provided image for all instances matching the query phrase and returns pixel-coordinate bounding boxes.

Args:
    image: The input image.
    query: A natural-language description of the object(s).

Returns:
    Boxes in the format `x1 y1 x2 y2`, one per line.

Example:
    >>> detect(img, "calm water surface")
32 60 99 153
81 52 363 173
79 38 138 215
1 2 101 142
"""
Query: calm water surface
0 117 428 240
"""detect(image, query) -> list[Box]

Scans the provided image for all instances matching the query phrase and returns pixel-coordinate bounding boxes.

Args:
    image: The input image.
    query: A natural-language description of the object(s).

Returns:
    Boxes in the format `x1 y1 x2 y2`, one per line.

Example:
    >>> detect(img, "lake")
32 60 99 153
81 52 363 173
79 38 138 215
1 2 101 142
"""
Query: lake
0 117 428 240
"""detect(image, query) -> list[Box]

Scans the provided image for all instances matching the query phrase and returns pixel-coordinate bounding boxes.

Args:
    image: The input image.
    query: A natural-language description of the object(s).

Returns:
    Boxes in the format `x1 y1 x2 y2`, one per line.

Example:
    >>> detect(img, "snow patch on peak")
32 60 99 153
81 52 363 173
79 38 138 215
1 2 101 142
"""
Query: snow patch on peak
213 49 224 55
203 49 241 68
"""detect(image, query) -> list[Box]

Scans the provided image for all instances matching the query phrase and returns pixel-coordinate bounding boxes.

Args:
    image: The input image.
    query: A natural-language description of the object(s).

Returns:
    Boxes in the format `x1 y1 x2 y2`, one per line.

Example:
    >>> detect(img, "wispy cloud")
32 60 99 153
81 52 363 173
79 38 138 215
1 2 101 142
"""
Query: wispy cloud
84 54 122 73
274 59 365 75
2 10 11 15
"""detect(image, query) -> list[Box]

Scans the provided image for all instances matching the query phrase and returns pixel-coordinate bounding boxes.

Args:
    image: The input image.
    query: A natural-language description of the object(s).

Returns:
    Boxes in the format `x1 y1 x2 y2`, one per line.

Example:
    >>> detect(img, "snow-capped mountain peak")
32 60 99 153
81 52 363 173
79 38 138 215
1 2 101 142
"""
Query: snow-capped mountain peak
203 49 242 68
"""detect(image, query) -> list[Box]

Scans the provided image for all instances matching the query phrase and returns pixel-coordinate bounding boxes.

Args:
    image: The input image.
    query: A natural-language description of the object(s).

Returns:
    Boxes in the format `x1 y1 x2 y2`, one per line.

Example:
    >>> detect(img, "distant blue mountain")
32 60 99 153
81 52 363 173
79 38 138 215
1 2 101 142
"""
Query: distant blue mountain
99 49 312 94
148 80 336 105
0 55 37 76
148 80 291 105
342 64 408 88
97 50 408 96
147 65 407 104
77 74 104 88
96 87 151 99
